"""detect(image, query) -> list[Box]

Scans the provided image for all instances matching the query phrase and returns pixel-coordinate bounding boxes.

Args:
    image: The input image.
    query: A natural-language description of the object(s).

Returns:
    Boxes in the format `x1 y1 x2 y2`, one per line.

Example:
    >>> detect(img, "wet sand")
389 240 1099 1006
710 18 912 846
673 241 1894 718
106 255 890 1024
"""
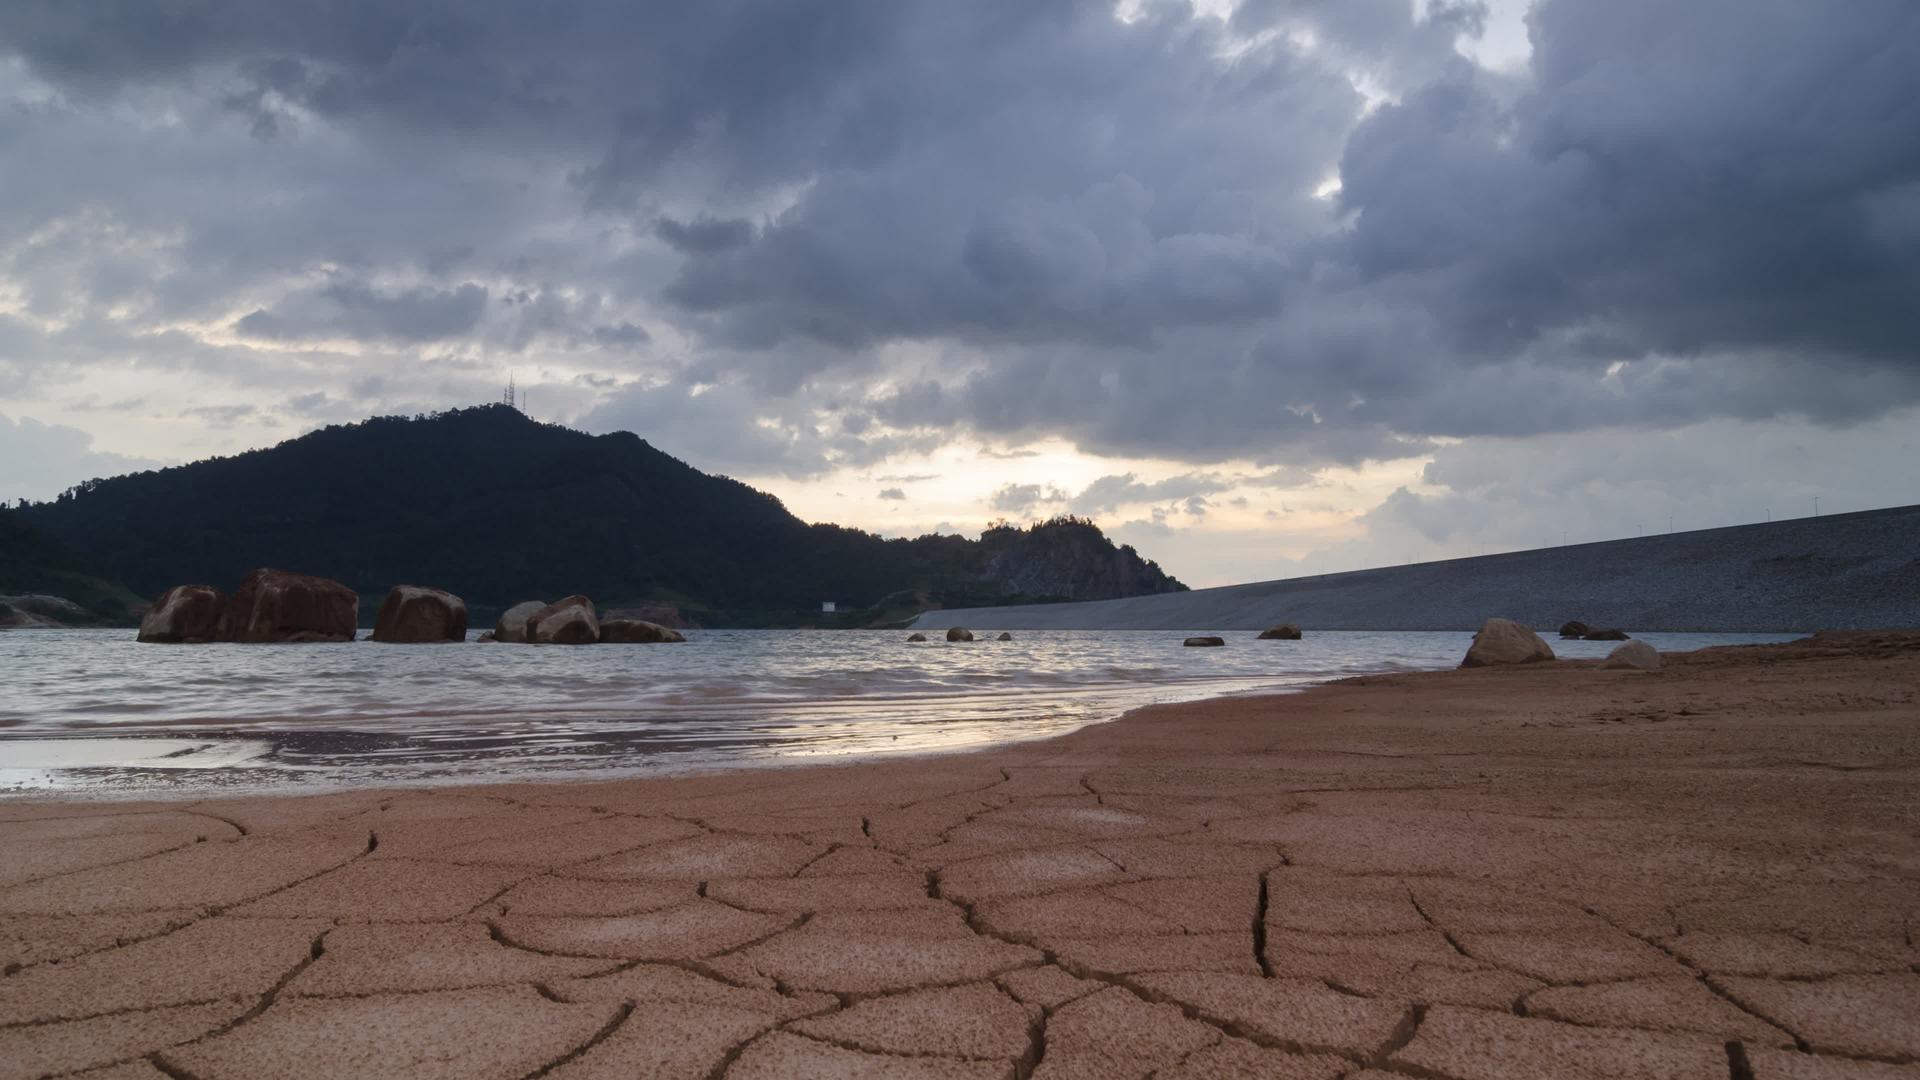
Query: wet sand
1 631 1916 1079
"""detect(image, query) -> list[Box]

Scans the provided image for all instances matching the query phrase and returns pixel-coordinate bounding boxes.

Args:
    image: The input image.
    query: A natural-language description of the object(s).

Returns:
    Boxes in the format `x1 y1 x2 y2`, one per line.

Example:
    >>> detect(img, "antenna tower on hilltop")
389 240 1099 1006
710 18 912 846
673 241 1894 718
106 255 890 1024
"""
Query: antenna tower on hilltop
503 372 518 411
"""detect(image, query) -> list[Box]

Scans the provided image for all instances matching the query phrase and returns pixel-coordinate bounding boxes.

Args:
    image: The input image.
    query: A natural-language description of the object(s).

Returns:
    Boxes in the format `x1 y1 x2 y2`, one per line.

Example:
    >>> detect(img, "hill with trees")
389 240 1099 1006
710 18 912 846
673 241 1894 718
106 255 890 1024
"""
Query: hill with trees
4 405 1184 626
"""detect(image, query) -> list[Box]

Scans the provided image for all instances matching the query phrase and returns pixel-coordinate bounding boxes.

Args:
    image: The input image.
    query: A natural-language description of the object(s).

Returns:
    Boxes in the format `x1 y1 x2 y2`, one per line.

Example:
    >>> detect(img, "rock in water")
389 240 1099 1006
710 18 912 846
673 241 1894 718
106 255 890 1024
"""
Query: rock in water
494 601 546 643
1602 640 1662 671
997 632 1014 641
370 585 467 643
946 627 974 642
137 585 228 643
221 569 357 643
527 595 599 645
907 632 928 642
1258 623 1302 640
1558 621 1590 639
1583 628 1630 641
600 618 685 643
1460 618 1555 668
1185 636 1226 647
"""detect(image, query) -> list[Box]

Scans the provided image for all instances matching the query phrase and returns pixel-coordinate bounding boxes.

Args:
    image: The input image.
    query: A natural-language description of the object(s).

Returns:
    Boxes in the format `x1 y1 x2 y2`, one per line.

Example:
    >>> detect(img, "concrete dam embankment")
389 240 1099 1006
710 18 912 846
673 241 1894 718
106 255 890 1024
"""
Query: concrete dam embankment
911 504 1920 633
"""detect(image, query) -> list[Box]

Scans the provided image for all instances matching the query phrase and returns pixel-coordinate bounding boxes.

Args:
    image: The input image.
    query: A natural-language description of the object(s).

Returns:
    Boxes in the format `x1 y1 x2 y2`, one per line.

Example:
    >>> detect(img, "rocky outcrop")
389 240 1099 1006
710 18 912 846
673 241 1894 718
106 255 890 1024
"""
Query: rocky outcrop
1258 623 1302 640
971 518 1186 602
221 569 357 643
1602 640 1662 671
370 586 468 643
1558 621 1591 639
600 618 685 643
494 601 546 643
946 627 974 642
1 594 88 629
1185 636 1226 647
997 632 1013 641
907 632 928 642
137 585 227 643
527 595 599 645
1583 628 1630 641
1460 618 1555 668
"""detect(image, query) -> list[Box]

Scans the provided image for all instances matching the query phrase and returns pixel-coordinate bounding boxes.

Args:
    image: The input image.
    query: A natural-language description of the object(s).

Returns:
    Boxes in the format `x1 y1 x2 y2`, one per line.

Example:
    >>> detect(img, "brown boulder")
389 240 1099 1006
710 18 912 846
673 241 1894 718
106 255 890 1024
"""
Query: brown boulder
1184 636 1226 647
1601 640 1662 671
1583 628 1630 641
494 601 546 643
996 632 1014 641
137 585 228 643
527 595 599 645
370 586 468 643
600 618 686 643
1558 621 1591 639
221 569 357 643
946 627 974 642
1258 623 1302 640
1460 618 1555 668
907 632 928 642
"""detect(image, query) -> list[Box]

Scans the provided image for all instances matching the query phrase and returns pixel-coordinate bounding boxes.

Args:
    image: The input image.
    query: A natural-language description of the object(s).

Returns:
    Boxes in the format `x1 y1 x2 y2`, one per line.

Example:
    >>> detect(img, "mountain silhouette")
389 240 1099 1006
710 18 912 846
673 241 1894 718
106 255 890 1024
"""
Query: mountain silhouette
5 405 1184 625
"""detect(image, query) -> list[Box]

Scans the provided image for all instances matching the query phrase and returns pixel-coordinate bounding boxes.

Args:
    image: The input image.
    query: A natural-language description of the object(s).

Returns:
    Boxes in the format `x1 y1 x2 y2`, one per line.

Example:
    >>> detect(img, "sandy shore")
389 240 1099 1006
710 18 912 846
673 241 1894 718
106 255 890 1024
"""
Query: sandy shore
1 632 1916 1079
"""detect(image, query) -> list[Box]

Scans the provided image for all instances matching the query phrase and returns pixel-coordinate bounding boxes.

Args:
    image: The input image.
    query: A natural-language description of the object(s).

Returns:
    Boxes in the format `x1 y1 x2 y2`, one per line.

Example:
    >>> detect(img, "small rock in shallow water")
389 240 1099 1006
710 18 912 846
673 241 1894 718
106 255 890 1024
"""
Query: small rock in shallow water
907 632 928 642
1461 618 1554 668
1258 623 1302 640
1184 636 1226 647
946 627 974 642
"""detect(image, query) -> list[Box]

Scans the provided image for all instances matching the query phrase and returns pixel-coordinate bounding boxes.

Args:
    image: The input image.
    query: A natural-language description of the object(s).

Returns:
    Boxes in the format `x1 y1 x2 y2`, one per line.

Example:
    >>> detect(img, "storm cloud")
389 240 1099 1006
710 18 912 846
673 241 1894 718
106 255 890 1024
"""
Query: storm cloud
2 0 1915 576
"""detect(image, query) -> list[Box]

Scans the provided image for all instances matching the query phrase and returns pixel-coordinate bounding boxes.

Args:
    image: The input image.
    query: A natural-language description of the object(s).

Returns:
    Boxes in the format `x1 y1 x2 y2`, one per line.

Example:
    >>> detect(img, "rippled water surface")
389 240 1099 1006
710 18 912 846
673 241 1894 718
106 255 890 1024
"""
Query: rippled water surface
0 628 1796 796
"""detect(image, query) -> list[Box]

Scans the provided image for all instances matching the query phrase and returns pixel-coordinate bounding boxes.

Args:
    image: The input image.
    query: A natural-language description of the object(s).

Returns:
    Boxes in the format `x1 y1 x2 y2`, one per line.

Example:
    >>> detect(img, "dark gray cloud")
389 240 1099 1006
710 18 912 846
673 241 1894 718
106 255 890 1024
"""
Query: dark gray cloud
0 0 1913 495
655 216 756 255
235 281 487 344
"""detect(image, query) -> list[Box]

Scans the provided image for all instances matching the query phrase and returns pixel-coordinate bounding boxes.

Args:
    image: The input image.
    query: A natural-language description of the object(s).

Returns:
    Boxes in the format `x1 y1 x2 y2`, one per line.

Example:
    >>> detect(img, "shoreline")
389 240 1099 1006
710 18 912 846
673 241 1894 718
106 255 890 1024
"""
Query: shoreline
1 631 1916 1076
0 628 1795 803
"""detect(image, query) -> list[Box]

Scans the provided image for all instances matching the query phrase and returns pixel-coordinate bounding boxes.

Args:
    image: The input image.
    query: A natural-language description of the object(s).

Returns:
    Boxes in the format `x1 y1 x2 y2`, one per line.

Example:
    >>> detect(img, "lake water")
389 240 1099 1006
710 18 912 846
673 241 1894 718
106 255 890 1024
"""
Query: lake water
0 628 1797 797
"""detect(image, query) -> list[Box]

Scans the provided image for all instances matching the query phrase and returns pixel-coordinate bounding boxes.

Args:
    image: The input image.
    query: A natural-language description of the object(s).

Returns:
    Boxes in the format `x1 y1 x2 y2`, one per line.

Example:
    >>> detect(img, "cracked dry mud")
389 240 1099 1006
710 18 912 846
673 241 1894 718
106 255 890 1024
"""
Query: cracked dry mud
1 631 1917 1079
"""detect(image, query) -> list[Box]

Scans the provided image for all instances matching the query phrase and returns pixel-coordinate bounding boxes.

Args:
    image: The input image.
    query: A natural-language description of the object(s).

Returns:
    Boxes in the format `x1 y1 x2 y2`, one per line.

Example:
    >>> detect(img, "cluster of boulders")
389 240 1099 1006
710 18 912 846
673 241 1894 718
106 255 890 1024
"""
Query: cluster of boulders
1465 617 1660 671
1558 620 1631 641
139 569 362 644
484 595 685 645
138 571 684 646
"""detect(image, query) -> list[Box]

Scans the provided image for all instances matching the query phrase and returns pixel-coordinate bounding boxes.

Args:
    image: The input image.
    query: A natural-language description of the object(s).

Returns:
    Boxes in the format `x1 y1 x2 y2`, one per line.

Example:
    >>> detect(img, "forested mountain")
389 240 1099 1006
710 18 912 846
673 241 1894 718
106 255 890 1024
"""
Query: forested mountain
6 405 1184 625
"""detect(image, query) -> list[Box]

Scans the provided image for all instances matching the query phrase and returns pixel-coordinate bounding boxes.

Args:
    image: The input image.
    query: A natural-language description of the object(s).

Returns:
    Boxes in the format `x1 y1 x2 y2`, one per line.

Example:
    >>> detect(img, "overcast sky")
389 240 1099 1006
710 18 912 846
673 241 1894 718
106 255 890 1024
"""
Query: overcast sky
3 0 1916 587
